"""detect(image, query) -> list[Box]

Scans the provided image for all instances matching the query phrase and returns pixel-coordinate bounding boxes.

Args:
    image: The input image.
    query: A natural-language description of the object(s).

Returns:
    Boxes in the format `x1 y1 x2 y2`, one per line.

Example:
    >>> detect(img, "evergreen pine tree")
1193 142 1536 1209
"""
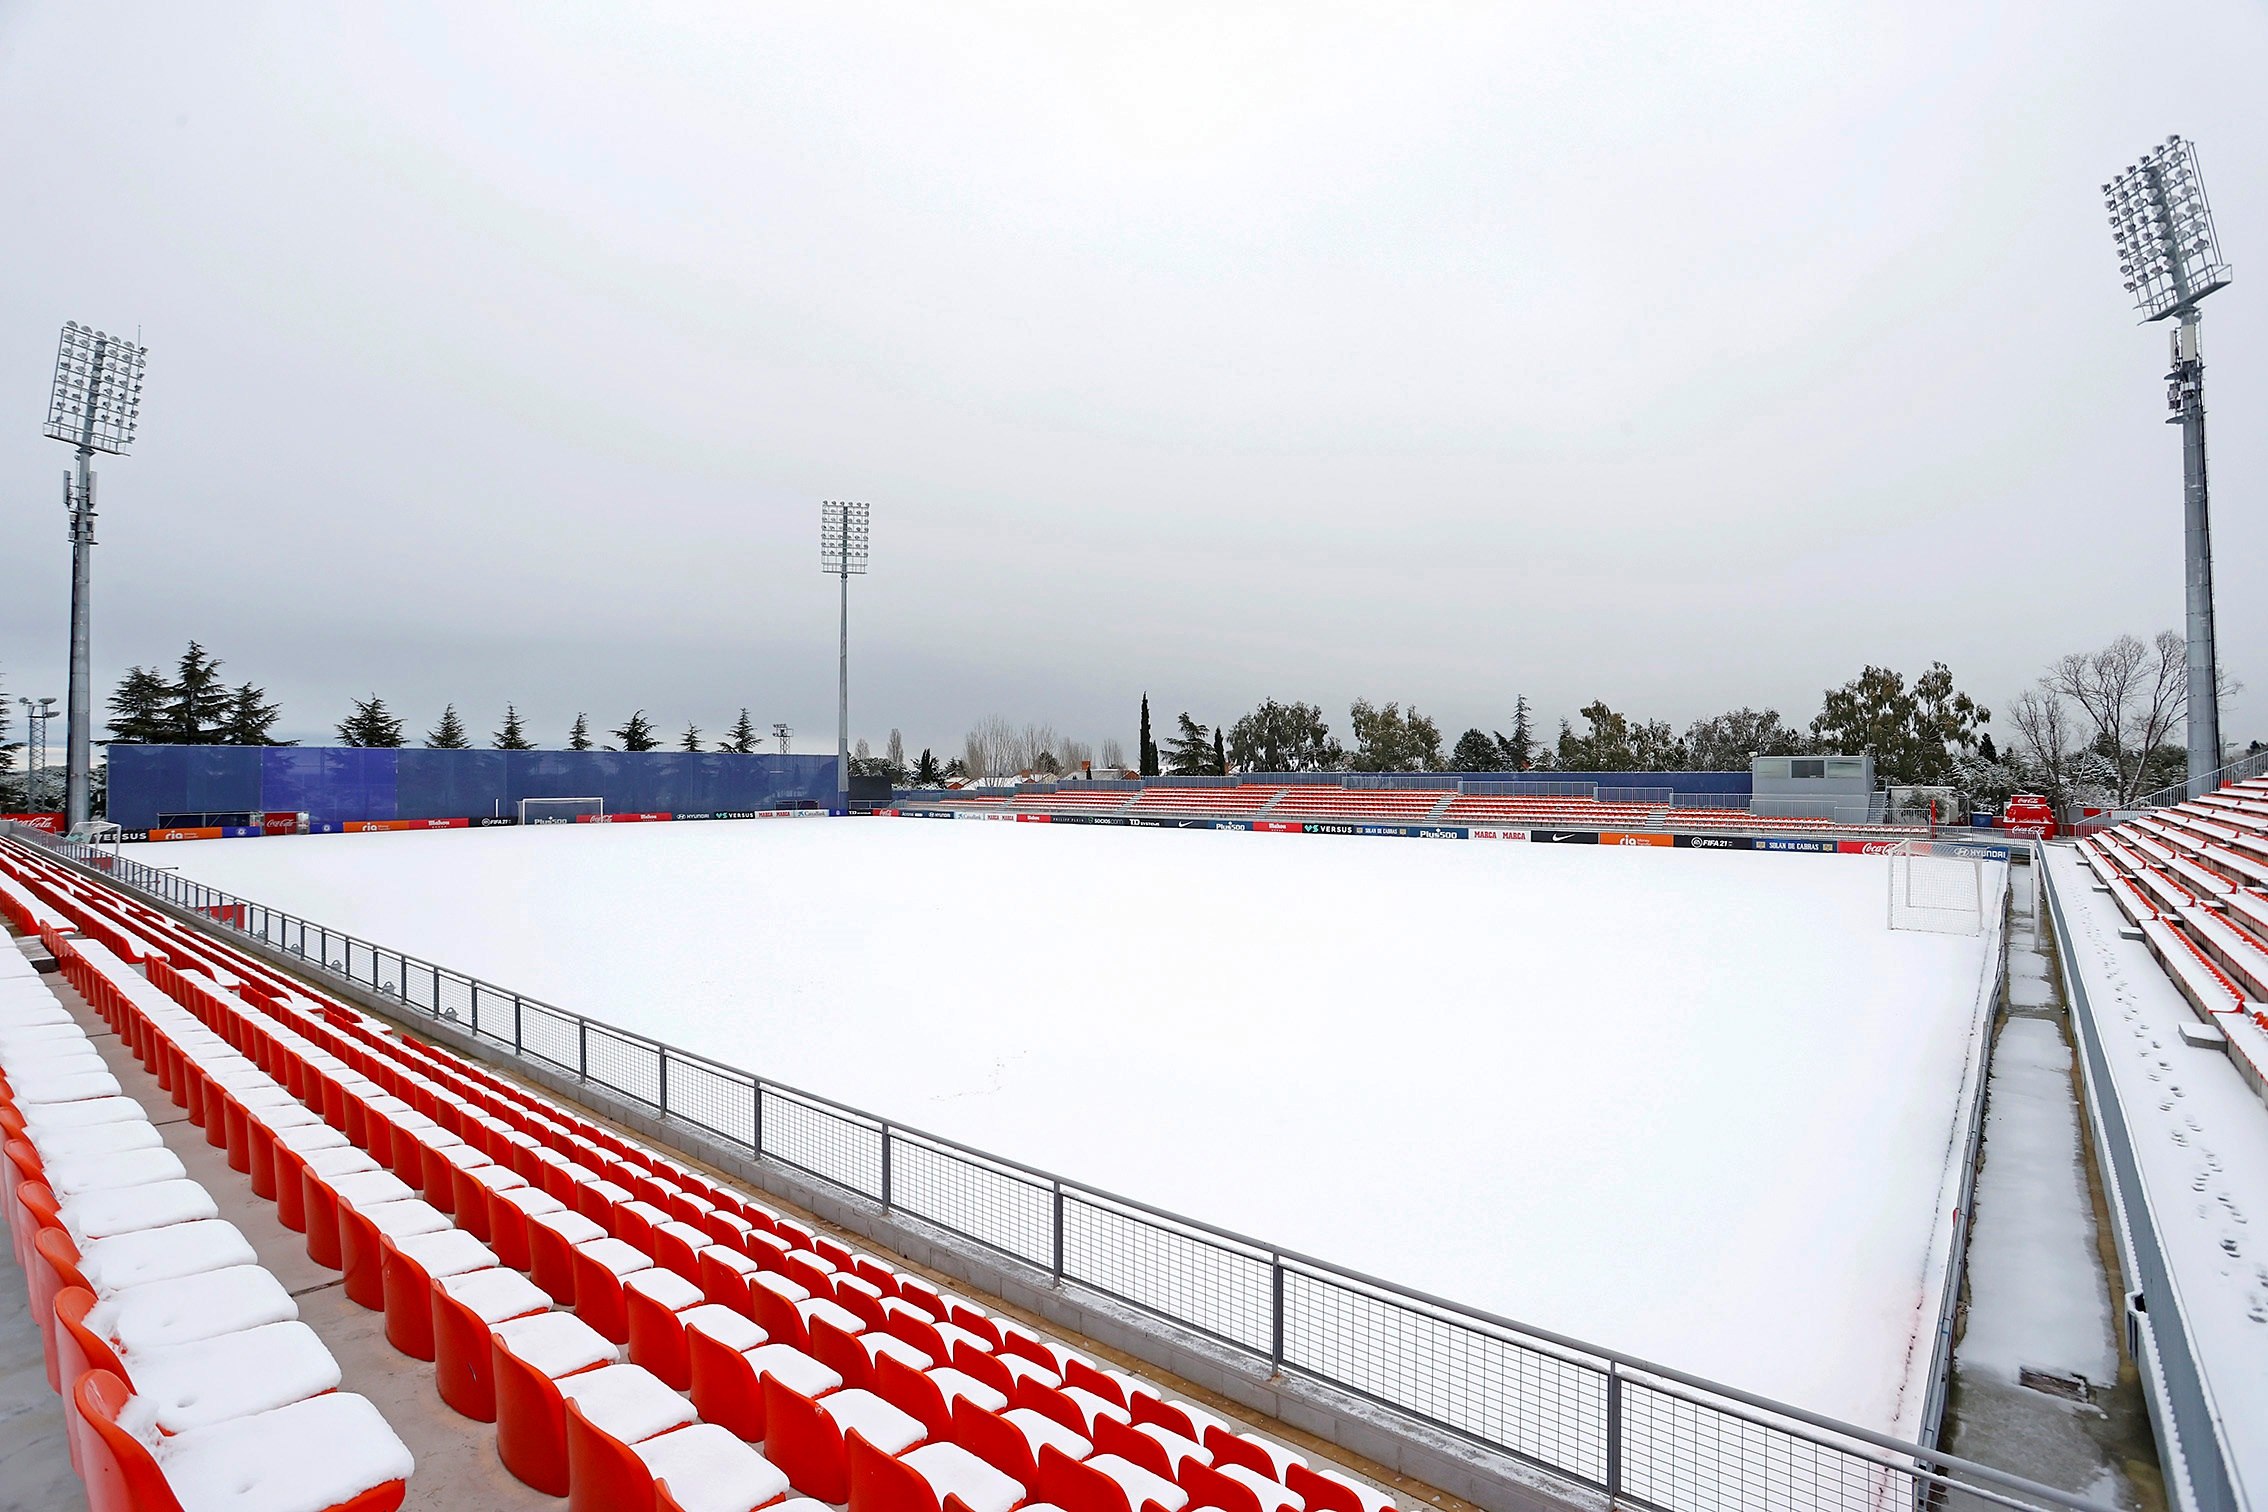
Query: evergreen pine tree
1162 713 1215 775
722 709 759 754
425 704 471 749
164 642 233 742
336 696 405 748
1139 694 1159 777
0 666 16 805
912 748 943 784
680 721 703 752
493 705 534 750
106 666 175 743
612 710 659 752
1494 695 1536 771
1452 728 1502 771
568 714 593 751
219 683 289 745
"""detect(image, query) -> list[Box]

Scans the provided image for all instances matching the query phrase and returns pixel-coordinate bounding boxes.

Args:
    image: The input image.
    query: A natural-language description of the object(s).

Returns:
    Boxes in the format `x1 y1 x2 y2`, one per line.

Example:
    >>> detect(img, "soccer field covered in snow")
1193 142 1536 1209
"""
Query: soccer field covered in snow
160 818 2002 1436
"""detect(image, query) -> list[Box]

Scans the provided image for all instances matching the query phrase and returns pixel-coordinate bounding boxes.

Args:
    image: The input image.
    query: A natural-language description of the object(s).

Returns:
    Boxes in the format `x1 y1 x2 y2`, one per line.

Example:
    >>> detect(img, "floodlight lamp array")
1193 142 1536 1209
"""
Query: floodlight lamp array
2103 136 2231 321
820 499 871 574
44 321 149 454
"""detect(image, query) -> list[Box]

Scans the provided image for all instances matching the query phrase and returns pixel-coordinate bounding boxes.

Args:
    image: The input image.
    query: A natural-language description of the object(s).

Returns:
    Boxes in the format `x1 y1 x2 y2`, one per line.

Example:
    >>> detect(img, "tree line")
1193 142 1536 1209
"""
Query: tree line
97 643 793 756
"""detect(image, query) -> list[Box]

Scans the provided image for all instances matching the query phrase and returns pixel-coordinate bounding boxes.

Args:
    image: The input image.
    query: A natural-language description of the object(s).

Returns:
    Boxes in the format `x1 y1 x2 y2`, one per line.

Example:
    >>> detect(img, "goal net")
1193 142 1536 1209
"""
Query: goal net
1887 843 1985 935
519 796 604 826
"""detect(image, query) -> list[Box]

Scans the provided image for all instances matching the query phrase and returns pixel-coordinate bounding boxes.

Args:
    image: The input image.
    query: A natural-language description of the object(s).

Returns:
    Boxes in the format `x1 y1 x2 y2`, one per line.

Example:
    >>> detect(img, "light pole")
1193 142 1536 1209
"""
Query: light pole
2102 137 2233 799
43 321 149 830
819 501 870 810
19 697 59 812
771 722 793 757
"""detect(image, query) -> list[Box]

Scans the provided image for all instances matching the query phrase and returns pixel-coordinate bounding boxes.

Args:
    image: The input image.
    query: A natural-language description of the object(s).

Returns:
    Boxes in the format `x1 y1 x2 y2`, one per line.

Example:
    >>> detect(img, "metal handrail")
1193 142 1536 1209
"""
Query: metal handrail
2127 746 2268 811
1 822 2118 1512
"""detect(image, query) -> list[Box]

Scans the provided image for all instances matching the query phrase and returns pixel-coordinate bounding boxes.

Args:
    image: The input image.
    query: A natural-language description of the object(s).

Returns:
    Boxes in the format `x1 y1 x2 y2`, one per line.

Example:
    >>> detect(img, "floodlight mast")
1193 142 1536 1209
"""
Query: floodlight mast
2103 137 2232 799
819 501 871 809
42 322 148 829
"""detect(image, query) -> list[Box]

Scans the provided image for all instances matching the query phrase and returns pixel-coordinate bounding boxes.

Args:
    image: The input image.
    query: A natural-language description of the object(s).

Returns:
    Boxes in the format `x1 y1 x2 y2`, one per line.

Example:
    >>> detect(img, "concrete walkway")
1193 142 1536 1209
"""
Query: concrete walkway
1940 861 2162 1511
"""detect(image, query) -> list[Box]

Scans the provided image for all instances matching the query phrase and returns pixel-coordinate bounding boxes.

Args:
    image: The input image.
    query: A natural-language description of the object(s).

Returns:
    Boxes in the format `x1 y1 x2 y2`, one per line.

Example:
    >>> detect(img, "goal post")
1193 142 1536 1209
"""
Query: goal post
1887 841 1986 935
518 796 604 826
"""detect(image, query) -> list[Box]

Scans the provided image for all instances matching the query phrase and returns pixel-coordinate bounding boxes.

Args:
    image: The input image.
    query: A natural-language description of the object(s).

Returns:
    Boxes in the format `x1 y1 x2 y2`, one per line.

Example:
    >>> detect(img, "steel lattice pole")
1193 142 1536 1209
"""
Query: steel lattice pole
837 561 850 810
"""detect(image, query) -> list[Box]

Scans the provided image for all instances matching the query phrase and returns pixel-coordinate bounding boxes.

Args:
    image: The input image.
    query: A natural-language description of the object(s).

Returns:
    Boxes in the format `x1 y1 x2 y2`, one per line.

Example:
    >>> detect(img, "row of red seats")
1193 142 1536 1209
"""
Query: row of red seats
1 839 1399 1512
3 930 414 1512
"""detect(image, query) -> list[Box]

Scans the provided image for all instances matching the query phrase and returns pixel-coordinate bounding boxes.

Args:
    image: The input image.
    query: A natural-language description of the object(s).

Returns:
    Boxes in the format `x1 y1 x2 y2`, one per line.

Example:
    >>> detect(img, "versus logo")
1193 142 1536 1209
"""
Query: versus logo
1306 822 1357 836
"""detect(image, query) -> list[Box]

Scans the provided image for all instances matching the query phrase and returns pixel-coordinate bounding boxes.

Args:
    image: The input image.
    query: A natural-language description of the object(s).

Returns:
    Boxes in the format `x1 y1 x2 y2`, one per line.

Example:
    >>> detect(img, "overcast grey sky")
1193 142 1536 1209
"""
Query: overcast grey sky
2 3 2262 760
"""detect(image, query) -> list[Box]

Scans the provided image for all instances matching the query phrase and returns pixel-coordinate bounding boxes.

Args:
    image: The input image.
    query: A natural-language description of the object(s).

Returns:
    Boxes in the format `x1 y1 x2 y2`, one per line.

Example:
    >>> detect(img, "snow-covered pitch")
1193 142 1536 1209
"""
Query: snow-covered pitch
162 819 2002 1435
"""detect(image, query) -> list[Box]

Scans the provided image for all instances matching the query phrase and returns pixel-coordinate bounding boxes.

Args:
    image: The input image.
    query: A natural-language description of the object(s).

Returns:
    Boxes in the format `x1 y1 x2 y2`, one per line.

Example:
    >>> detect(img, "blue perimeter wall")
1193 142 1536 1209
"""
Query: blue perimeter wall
105 746 841 829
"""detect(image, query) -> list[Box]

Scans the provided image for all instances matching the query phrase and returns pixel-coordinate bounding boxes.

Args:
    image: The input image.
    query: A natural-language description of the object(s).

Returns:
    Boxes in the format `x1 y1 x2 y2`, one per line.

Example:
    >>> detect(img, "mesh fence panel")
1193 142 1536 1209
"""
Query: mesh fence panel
891 1138 1053 1265
435 973 474 1031
403 960 440 1016
759 1089 883 1197
471 982 517 1046
1620 1381 1906 1512
1284 1269 1609 1484
665 1053 757 1146
371 950 405 1002
520 1001 582 1074
587 1022 663 1106
1063 1194 1272 1353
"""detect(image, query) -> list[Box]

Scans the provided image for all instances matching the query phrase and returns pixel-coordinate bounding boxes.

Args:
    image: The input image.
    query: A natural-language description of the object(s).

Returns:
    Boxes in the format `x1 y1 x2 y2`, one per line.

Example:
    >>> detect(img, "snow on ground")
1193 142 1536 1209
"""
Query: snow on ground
2042 846 2268 1497
164 819 1999 1434
1957 1016 2119 1387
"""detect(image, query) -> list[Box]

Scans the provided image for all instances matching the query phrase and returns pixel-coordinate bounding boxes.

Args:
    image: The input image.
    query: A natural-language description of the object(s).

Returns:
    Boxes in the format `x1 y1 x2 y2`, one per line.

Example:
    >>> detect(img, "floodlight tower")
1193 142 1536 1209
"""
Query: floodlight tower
819 501 870 809
18 697 58 810
2103 137 2233 799
42 322 149 829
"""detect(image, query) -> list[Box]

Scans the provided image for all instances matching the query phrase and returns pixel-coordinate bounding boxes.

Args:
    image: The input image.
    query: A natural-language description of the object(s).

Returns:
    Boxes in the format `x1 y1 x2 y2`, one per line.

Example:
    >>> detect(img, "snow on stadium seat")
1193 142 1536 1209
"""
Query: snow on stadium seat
624 1265 707 1388
68 1217 259 1294
530 1206 610 1301
765 1378 927 1502
492 1312 630 1493
1285 1462 1396 1512
699 1242 764 1316
573 1234 659 1343
377 1225 498 1358
489 1183 567 1271
1037 1444 1187 1512
58 1176 219 1246
430 1265 553 1420
54 1289 340 1435
1203 1460 1308 1512
571 1401 787 1512
84 1263 298 1354
1204 1426 1306 1480
551 1364 700 1508
853 1431 1027 1512
339 1196 451 1311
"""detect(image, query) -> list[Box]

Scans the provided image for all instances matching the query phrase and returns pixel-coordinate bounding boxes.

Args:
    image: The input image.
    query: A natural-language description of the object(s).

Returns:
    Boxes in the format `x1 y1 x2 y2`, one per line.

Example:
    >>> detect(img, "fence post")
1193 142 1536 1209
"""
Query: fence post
578 1019 588 1080
1270 1255 1285 1370
1051 1182 1065 1281
1606 1363 1623 1501
657 1047 669 1115
512 993 523 1056
753 1078 765 1158
879 1123 893 1208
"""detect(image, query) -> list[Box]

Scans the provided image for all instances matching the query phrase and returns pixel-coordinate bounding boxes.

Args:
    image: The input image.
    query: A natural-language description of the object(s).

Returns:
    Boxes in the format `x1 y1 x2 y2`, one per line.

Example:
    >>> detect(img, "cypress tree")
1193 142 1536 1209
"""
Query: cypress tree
1139 694 1159 777
1213 726 1227 776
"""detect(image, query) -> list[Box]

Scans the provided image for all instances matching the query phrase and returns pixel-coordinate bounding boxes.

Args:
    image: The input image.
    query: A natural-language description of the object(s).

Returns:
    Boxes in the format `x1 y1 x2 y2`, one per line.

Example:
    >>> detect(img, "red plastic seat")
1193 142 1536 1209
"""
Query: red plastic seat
379 1228 497 1359
623 1267 706 1389
430 1268 549 1421
530 1208 609 1303
492 1311 624 1493
73 1368 410 1512
682 1306 772 1440
699 1244 762 1318
573 1236 655 1344
763 1379 926 1502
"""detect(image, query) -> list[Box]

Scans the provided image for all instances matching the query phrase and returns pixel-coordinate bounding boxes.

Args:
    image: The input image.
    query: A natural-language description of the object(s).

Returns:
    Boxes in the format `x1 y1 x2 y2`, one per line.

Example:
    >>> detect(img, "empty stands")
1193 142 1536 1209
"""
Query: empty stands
3 833 1400 1512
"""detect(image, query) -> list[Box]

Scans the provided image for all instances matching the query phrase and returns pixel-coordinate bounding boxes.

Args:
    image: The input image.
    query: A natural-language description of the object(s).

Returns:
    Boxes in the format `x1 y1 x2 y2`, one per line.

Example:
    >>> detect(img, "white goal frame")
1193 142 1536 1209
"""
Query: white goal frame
1887 840 1985 935
519 796 605 826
